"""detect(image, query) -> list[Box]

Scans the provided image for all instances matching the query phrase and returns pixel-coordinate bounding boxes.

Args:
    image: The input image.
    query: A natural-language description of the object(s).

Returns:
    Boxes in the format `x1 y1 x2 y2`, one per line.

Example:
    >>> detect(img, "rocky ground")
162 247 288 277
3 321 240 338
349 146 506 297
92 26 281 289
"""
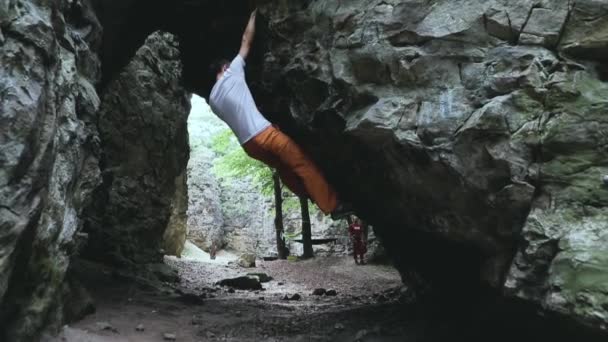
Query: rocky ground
45 251 605 342
48 254 410 342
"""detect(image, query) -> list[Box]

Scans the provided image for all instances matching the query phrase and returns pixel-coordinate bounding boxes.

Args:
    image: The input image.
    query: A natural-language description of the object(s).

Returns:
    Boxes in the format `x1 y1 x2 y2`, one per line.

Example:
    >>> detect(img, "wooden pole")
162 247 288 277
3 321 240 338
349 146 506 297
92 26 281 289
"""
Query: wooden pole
273 172 286 259
300 196 313 258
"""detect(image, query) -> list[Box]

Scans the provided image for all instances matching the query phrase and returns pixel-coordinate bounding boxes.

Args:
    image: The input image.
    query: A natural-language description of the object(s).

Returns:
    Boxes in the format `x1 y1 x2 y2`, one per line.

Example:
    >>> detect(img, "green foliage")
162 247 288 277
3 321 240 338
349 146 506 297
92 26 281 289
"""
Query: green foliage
209 129 321 218
283 229 302 240
210 129 274 195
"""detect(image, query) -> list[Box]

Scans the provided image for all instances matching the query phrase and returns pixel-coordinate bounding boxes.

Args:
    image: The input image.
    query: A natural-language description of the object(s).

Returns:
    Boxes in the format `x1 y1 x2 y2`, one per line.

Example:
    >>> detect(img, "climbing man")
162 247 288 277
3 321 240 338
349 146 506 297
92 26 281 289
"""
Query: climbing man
208 9 353 220
348 217 367 265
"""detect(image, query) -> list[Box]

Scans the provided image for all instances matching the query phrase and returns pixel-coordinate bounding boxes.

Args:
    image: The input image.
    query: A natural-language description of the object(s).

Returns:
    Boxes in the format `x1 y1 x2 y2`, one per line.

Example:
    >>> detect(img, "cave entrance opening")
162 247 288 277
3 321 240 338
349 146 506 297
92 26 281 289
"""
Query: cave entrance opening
159 94 403 306
177 94 355 267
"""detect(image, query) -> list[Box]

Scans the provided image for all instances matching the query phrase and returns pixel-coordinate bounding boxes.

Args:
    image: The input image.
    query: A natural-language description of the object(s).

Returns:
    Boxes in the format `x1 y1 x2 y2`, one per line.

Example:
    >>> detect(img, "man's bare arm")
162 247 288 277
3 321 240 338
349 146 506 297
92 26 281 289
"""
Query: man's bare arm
239 9 257 60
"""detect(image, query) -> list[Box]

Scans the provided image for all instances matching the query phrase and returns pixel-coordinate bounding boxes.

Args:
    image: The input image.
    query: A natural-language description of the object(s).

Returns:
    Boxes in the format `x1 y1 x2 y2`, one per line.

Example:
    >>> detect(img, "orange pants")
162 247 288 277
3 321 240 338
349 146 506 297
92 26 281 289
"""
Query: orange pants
243 126 338 214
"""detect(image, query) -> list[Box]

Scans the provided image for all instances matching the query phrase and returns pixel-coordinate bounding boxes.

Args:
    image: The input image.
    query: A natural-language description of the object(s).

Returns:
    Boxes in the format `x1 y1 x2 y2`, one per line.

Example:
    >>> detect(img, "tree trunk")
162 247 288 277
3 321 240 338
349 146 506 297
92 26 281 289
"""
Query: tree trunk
361 219 369 244
300 196 313 258
273 172 287 259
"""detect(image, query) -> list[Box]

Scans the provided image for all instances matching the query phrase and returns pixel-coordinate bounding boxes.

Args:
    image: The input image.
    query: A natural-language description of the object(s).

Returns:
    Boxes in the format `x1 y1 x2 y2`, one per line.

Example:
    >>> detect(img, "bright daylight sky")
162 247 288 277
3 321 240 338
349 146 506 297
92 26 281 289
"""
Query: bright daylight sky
188 94 230 148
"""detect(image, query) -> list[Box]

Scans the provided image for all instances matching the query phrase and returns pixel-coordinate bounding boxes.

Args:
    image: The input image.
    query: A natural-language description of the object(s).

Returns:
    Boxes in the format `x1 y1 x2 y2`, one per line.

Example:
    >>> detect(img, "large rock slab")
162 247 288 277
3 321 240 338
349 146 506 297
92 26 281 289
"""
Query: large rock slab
254 0 608 333
164 172 188 256
82 31 190 266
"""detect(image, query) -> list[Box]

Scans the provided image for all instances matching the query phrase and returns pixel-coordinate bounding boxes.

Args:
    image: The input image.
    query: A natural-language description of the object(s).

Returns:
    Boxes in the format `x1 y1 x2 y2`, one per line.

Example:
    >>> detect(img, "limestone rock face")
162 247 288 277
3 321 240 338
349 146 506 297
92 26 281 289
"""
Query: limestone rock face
82 31 190 265
186 101 230 252
163 171 188 256
0 0 102 340
255 0 608 332
1 3 189 340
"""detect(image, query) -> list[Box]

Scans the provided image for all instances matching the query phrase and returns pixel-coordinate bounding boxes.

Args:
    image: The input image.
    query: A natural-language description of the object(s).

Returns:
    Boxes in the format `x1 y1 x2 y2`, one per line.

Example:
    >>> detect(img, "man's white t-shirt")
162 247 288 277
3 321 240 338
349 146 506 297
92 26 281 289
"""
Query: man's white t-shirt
209 55 271 145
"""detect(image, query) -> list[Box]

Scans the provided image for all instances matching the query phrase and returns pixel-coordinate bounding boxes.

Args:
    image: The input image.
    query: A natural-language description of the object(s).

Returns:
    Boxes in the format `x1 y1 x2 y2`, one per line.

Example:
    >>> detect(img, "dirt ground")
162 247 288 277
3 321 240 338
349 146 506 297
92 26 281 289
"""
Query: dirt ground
46 249 604 342
49 255 417 342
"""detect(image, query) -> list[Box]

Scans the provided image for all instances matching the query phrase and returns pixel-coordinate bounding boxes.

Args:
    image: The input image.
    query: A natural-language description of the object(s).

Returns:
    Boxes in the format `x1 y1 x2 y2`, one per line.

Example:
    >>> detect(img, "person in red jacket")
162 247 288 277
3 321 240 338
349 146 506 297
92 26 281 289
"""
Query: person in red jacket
349 217 367 265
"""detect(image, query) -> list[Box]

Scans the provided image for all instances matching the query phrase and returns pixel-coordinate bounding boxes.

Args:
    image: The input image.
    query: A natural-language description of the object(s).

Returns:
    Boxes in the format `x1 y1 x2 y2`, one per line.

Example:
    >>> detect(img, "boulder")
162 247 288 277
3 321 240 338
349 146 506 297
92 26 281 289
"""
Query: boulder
82 31 190 266
218 276 262 291
247 273 273 283
255 0 608 334
163 333 177 341
282 294 302 301
237 254 257 268
312 288 327 296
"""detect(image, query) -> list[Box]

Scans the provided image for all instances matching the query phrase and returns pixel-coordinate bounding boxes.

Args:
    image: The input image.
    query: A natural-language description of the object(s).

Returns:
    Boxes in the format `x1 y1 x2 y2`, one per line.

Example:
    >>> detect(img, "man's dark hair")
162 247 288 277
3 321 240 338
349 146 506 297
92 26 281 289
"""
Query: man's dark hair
209 58 231 79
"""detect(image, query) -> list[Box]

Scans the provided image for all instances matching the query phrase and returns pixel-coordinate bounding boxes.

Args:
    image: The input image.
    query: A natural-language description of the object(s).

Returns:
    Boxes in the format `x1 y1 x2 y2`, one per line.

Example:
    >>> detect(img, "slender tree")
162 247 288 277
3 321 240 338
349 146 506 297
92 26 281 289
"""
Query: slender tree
300 196 313 258
273 172 287 259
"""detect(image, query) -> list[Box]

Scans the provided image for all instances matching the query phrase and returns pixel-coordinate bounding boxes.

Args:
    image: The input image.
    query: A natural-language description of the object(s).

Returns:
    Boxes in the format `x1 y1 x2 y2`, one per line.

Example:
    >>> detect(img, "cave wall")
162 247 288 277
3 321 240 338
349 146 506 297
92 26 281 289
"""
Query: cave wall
0 1 191 340
0 0 251 339
253 0 608 333
0 0 102 339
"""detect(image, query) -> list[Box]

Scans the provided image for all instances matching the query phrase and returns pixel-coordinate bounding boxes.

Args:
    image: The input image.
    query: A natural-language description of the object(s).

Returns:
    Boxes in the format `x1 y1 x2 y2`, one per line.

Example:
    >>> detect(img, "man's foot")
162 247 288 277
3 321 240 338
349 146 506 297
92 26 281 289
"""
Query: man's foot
331 202 354 220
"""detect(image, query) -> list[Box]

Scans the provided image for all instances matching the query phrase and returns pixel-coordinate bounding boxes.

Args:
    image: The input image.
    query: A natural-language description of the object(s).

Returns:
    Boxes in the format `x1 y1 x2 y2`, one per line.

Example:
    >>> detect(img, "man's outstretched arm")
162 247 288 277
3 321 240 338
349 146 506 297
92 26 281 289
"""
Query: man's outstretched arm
239 9 257 60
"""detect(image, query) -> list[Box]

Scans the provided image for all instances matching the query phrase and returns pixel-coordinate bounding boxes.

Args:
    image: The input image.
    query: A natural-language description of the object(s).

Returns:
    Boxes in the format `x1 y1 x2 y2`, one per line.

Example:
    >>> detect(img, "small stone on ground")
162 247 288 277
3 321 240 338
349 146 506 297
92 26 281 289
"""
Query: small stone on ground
95 322 117 333
218 276 262 290
163 332 177 340
313 288 326 296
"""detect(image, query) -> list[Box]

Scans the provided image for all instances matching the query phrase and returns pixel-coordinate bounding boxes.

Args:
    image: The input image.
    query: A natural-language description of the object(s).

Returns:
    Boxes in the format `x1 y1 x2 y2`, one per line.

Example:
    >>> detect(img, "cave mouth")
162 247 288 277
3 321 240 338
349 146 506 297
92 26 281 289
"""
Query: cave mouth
167 92 402 295
74 1 605 339
68 86 605 341
73 95 411 340
182 94 368 263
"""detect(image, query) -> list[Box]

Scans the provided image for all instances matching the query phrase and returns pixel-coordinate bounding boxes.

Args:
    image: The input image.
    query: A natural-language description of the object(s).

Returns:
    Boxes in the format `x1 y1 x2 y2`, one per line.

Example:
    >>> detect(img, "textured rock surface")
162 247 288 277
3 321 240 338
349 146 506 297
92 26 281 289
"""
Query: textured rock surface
163 171 188 256
253 0 608 332
186 99 228 251
82 31 190 265
0 0 102 340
